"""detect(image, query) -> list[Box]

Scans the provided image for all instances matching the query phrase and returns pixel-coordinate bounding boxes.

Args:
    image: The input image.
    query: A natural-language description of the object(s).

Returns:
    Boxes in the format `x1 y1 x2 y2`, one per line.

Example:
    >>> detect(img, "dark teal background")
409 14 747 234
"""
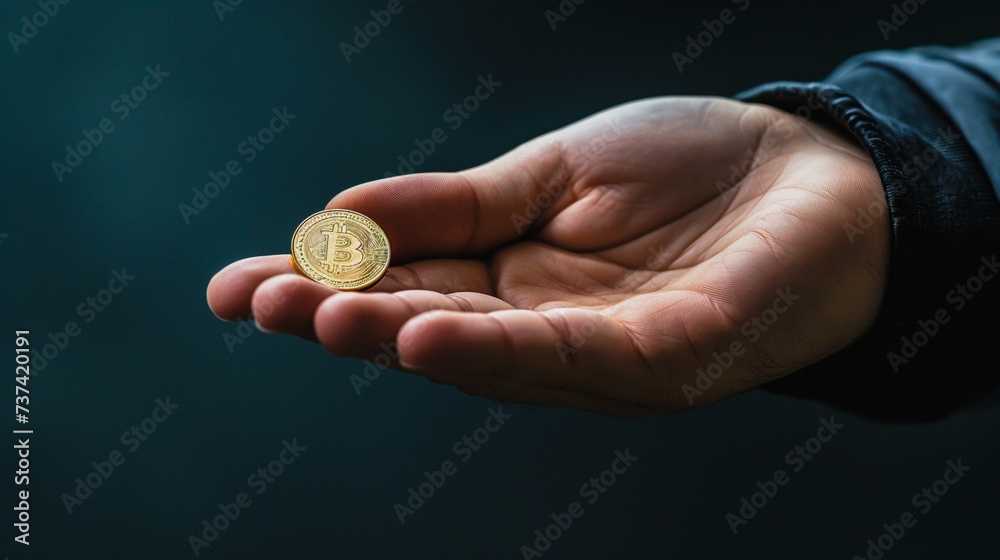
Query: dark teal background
1 1 998 558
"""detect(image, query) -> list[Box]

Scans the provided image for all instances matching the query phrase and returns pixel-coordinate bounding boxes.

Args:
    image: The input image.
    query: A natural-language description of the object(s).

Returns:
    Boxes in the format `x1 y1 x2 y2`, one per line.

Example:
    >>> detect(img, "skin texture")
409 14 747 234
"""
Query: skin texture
207 97 889 417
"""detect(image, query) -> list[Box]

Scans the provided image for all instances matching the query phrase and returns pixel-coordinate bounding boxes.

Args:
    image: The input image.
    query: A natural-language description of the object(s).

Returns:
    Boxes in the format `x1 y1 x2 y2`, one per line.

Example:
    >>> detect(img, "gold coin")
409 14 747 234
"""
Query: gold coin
290 209 391 290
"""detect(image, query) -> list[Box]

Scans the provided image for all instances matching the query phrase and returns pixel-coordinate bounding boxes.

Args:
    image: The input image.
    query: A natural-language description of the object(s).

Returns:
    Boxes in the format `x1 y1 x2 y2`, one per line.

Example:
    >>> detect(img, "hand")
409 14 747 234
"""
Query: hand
207 97 889 417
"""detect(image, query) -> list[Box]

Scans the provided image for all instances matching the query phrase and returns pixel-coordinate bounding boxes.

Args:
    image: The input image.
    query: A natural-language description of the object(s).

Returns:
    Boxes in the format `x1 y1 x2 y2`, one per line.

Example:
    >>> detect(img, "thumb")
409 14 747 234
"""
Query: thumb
324 139 570 263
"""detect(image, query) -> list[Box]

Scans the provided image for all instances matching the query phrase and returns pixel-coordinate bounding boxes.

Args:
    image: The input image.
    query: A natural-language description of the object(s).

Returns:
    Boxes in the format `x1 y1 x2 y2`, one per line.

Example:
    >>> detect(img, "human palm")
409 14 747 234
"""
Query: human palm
208 97 888 416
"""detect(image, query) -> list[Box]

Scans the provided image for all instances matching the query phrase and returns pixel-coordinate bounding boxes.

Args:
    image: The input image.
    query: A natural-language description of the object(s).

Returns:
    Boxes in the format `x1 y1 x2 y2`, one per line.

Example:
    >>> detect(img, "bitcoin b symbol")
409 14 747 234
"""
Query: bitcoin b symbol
291 209 390 290
320 223 364 272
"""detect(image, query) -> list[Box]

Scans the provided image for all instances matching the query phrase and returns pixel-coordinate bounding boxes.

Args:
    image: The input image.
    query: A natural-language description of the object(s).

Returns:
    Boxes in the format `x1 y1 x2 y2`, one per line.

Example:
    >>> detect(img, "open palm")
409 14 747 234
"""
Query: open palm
207 97 888 416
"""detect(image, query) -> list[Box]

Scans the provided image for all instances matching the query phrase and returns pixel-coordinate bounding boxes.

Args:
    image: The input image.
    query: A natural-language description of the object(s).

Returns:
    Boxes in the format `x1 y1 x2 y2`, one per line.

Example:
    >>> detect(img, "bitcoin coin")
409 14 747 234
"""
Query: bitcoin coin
290 209 391 290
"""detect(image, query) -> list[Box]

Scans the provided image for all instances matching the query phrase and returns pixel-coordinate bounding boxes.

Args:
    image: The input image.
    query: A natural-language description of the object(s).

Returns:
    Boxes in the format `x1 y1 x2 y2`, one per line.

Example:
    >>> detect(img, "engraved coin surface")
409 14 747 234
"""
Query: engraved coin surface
290 209 391 290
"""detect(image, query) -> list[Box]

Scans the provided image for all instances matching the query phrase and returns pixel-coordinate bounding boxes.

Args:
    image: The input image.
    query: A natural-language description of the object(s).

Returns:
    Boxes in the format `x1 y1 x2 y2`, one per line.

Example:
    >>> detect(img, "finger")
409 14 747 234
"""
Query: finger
395 308 664 415
324 142 571 262
207 255 295 321
209 252 498 336
314 290 514 359
251 274 336 342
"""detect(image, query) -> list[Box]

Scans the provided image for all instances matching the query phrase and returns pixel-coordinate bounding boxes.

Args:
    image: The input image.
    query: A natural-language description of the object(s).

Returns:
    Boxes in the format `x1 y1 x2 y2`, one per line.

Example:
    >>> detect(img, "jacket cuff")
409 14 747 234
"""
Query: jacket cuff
734 76 1000 421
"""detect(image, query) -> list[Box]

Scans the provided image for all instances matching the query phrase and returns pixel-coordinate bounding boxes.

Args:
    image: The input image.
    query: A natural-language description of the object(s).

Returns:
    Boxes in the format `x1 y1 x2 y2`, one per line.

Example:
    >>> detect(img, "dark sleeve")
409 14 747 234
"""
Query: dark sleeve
735 38 1000 422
